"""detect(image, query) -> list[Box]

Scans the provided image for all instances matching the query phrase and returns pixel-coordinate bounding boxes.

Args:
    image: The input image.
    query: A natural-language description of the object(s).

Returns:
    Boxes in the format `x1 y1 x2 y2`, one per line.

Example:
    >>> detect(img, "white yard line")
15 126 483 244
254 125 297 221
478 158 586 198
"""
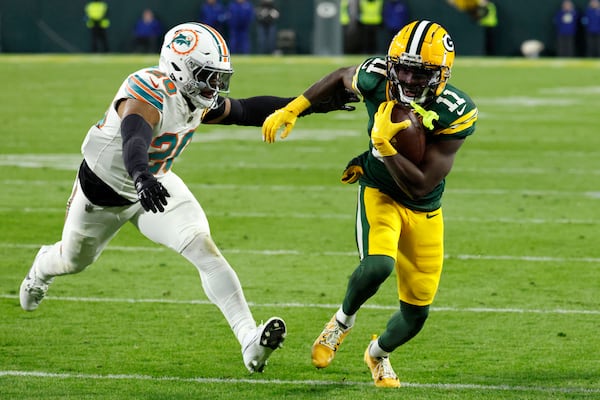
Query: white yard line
0 294 598 315
2 242 600 263
0 207 599 226
0 370 598 394
3 177 600 194
4 242 600 263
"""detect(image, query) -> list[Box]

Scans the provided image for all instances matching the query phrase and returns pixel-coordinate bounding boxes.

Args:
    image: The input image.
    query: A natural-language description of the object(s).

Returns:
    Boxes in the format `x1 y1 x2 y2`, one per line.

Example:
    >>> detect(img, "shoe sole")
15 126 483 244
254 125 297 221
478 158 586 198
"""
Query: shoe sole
244 317 287 373
260 317 287 350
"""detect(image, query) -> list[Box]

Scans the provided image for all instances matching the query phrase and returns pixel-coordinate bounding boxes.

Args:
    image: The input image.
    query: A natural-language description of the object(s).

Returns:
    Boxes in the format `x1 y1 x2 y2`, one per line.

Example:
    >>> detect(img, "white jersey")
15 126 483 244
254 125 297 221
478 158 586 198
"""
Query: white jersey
81 66 205 202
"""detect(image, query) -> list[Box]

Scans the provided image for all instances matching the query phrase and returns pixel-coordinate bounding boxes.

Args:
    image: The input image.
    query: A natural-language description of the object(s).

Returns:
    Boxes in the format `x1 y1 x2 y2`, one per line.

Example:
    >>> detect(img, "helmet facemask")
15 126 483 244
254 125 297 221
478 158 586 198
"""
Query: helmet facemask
183 59 233 109
387 54 448 105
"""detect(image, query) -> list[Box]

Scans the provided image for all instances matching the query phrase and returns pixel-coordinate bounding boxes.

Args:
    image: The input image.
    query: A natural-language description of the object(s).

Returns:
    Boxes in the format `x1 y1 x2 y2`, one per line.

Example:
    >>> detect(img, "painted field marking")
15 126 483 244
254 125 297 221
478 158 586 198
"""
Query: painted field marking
0 370 598 394
1 206 598 225
1 294 598 316
2 156 600 176
2 242 599 264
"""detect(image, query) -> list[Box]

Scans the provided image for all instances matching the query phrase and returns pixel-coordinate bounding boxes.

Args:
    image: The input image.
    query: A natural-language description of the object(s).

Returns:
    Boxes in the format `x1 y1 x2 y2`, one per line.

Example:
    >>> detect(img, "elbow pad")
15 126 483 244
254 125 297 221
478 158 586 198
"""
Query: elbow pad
121 114 153 178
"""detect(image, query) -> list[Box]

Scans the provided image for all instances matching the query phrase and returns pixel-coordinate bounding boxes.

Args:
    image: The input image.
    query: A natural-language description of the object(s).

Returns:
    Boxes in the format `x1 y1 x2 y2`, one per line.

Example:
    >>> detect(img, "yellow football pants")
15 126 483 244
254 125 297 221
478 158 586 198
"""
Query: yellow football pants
356 185 444 306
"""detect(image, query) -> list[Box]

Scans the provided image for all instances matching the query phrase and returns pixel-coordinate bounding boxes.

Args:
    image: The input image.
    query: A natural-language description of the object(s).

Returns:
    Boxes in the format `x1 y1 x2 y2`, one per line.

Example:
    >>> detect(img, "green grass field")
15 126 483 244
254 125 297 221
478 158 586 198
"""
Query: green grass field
1 54 599 399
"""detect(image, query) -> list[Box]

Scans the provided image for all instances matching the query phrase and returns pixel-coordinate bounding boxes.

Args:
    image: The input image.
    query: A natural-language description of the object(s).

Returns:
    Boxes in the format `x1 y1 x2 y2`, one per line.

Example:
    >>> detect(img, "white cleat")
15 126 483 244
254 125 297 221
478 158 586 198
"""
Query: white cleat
242 317 287 373
19 246 54 311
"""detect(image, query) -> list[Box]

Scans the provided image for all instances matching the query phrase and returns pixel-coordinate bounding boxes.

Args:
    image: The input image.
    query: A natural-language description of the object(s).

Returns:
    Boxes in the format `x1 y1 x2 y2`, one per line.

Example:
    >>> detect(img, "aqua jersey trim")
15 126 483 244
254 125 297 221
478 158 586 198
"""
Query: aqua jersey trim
126 74 164 112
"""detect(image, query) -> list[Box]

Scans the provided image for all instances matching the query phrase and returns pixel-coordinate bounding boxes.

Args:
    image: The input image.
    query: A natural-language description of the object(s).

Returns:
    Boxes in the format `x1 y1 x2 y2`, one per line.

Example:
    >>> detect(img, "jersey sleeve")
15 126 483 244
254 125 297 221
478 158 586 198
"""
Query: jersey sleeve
430 84 478 139
123 69 167 113
352 57 389 99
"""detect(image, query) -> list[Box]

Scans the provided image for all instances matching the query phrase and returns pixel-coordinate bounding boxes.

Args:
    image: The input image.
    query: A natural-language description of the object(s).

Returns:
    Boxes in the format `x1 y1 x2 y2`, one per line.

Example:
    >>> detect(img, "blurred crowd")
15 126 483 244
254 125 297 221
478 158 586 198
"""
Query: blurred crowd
84 0 600 57
554 0 600 57
85 0 281 55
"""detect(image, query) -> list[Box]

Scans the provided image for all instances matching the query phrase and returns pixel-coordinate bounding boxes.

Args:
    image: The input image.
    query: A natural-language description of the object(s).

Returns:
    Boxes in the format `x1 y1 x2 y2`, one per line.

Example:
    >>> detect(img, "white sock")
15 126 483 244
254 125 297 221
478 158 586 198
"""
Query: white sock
182 234 256 345
335 307 355 330
369 338 390 359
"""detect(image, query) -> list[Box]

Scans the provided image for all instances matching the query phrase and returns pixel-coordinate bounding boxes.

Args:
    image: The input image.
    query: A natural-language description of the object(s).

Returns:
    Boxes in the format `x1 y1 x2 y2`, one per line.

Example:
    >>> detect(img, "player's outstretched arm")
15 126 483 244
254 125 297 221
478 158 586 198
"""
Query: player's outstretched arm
202 89 358 129
261 66 358 143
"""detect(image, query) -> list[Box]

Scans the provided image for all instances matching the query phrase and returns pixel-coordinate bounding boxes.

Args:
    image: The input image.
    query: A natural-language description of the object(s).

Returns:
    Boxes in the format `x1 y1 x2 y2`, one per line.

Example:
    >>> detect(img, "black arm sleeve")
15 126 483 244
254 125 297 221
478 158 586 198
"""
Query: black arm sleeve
211 96 296 126
121 114 153 180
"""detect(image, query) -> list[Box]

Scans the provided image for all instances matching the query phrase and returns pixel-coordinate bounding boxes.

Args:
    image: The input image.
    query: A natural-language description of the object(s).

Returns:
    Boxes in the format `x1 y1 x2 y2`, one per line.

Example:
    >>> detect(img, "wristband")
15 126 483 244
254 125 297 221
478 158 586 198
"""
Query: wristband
285 95 311 116
372 138 398 157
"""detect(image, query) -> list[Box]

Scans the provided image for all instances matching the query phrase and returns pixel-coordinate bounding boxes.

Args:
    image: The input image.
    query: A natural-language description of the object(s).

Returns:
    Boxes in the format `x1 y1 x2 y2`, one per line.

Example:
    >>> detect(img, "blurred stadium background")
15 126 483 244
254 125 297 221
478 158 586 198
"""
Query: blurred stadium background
0 0 592 56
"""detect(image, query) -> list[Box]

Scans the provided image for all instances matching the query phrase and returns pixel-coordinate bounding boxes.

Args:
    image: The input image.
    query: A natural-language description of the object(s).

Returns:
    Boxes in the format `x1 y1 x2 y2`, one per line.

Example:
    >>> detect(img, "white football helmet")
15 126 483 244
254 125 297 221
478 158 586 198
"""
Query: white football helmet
159 22 233 109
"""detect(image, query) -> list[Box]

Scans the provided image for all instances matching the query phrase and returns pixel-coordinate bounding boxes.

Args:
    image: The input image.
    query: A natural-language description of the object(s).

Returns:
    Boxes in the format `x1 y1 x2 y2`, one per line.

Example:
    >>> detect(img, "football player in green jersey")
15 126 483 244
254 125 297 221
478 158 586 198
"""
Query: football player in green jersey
262 20 478 388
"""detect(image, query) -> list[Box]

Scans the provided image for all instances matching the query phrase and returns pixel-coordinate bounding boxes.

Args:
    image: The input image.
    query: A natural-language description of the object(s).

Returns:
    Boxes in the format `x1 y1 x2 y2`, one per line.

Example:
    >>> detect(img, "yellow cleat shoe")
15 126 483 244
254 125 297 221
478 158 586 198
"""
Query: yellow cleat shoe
364 336 401 388
311 314 351 368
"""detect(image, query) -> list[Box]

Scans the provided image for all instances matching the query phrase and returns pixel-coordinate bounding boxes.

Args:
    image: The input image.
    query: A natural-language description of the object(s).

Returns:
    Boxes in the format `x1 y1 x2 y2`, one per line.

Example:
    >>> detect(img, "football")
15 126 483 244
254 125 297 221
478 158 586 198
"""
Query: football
389 103 427 164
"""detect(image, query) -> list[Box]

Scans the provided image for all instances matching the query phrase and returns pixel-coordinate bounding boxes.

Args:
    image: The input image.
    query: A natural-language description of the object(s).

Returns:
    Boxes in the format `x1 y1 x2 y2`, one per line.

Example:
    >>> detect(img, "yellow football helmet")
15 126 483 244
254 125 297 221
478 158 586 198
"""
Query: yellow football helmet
448 0 479 12
387 20 455 105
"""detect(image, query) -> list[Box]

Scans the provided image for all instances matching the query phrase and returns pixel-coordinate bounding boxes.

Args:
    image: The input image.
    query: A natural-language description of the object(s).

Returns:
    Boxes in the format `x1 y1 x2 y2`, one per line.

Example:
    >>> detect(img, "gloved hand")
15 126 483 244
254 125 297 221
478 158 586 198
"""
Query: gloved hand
262 95 311 143
308 88 360 114
134 172 170 213
371 101 412 157
341 165 363 184
340 153 366 184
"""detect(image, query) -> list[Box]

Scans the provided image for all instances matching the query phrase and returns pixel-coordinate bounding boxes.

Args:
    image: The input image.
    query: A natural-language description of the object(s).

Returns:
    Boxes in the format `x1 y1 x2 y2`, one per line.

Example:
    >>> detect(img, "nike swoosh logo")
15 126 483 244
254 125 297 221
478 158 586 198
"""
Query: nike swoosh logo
426 213 439 219
148 77 159 89
456 103 467 116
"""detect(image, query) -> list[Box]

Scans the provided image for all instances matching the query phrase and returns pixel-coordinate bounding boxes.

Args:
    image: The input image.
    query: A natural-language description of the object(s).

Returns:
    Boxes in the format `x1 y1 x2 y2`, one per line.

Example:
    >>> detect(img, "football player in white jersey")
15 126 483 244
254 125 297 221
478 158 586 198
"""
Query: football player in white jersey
19 22 357 374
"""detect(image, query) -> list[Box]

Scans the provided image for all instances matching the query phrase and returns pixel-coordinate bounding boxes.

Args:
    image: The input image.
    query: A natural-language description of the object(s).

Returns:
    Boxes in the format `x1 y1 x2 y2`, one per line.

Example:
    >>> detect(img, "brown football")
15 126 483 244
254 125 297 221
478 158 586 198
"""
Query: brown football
389 103 427 165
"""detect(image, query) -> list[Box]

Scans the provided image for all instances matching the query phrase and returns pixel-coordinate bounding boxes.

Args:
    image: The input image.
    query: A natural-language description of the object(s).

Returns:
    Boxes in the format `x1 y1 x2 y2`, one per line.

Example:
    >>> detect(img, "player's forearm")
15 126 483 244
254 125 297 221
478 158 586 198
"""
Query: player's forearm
121 114 152 179
213 96 296 126
303 66 356 104
383 155 428 200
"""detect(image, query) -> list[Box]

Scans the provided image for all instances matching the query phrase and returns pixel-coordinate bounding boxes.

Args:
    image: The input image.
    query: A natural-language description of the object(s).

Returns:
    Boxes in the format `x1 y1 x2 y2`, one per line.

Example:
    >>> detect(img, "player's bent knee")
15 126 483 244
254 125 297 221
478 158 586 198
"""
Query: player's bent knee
181 233 229 273
184 232 222 256
400 301 430 333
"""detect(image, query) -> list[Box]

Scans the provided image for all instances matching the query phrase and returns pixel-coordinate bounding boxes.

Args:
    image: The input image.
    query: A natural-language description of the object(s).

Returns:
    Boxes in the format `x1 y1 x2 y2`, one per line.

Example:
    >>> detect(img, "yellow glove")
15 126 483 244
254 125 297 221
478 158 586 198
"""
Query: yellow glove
410 101 439 130
262 95 311 143
341 165 363 184
371 101 412 157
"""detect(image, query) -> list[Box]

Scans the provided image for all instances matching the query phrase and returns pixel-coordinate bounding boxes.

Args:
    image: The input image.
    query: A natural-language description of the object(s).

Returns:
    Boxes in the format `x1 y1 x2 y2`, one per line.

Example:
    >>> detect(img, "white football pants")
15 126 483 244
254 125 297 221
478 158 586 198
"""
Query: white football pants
33 171 256 344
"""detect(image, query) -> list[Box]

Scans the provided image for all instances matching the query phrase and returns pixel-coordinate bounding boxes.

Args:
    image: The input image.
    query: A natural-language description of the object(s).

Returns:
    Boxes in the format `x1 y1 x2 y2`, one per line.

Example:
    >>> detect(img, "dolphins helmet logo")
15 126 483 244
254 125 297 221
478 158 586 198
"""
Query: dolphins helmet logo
168 29 199 55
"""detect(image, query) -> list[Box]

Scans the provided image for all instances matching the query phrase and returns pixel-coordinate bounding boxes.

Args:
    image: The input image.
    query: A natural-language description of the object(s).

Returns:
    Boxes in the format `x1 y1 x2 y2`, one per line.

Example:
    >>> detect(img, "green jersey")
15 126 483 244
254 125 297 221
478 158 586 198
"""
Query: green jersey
352 57 478 212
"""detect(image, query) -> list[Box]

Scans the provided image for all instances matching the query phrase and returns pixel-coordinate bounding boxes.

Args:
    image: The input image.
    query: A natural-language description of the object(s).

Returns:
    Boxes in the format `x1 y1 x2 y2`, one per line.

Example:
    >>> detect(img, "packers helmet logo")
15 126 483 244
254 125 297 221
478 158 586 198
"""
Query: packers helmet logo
442 34 455 52
169 30 199 55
